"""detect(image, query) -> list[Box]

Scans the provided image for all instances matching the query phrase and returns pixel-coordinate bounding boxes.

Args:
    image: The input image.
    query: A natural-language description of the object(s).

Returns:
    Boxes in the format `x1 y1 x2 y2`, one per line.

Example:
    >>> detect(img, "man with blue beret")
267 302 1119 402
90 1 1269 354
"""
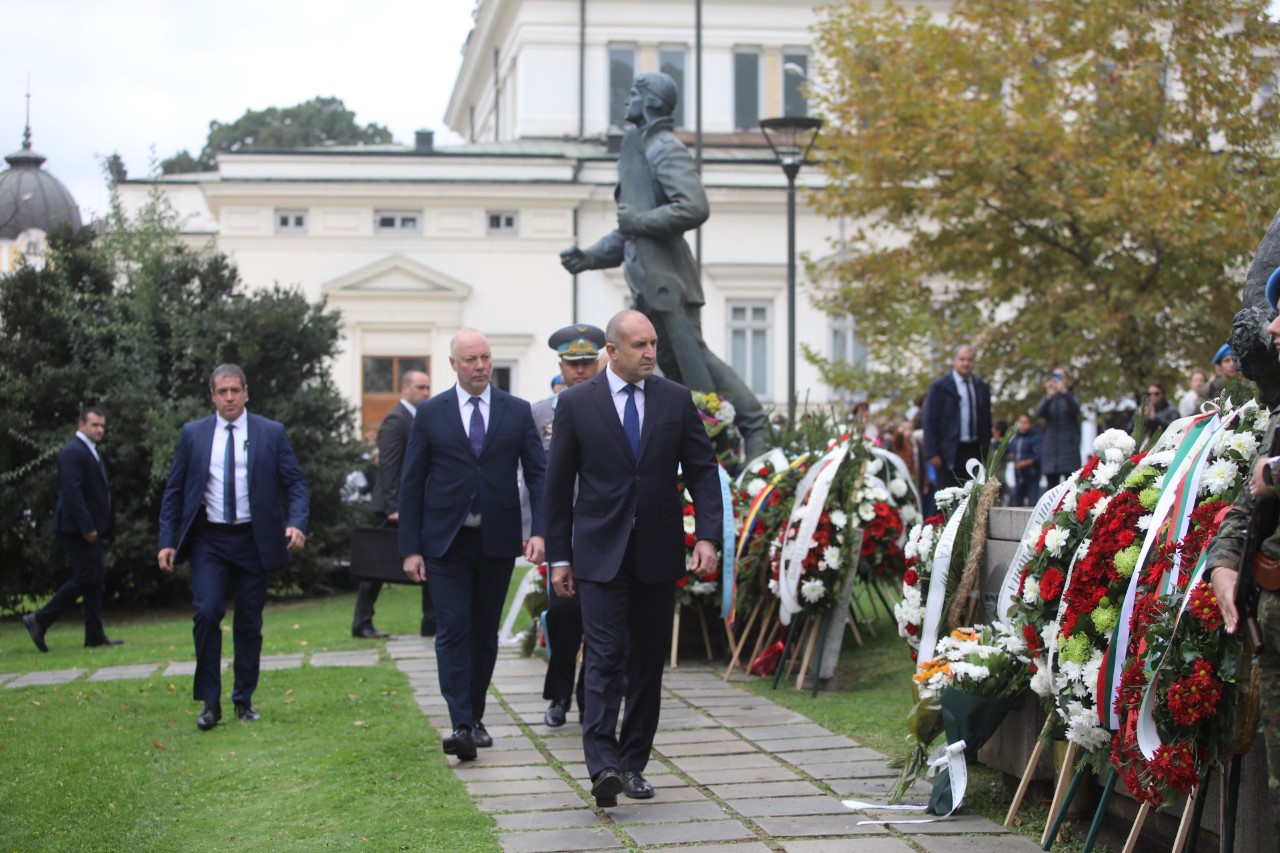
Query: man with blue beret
1208 342 1245 401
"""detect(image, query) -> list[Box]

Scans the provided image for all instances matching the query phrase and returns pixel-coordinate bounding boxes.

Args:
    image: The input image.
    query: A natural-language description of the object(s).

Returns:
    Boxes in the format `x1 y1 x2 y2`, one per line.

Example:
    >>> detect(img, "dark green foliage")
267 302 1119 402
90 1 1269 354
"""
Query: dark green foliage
160 96 394 174
0 192 361 611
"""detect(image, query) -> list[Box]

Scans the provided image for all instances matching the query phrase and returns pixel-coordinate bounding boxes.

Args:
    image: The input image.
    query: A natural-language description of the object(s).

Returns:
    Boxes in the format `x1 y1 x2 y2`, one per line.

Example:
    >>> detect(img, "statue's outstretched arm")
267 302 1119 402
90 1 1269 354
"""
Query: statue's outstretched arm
561 230 626 273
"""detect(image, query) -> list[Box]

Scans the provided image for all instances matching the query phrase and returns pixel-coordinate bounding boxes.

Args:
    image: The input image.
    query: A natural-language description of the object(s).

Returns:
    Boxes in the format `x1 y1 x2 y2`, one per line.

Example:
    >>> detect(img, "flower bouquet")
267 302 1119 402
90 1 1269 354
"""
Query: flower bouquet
692 390 742 470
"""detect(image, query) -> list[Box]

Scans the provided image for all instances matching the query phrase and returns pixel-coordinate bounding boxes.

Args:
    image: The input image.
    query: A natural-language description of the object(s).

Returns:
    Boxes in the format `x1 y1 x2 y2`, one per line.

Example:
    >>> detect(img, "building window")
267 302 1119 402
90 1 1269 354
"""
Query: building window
829 315 866 401
486 210 519 236
492 362 515 393
609 45 637 129
658 46 686 128
727 301 771 399
783 51 809 117
375 210 422 234
361 355 429 437
734 49 761 131
275 209 308 235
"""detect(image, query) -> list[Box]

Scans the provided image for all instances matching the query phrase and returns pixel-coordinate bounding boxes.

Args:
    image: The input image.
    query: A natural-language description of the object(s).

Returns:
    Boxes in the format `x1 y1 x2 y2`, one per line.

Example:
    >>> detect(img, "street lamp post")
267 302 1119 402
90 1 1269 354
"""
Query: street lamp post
759 116 823 427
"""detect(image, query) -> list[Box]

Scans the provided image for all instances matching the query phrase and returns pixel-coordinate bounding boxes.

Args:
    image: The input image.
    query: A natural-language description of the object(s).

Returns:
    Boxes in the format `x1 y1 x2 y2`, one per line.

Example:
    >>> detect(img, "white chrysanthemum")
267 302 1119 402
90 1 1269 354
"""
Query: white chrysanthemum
718 400 736 423
829 509 848 529
1091 461 1121 486
1256 407 1271 434
1040 624 1058 654
682 515 697 534
746 478 766 497
998 629 1027 656
889 478 908 498
871 484 891 502
1066 708 1113 752
1141 450 1175 470
1022 576 1041 604
690 581 718 596
1103 447 1125 464
858 502 877 522
867 457 884 474
1030 667 1053 697
951 662 991 684
915 667 950 700
1227 431 1259 459
1061 488 1078 513
901 505 920 525
1043 526 1068 558
1135 513 1153 531
683 489 693 502
1059 658 1084 686
902 586 922 608
1082 650 1105 696
1090 495 1112 520
800 577 826 603
935 486 965 509
821 546 843 570
768 578 779 595
1200 458 1239 495
1094 429 1137 458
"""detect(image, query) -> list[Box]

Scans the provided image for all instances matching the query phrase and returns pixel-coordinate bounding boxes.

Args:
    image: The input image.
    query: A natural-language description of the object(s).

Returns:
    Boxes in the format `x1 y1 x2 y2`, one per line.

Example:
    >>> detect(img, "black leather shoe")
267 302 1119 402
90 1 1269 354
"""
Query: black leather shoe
472 721 493 748
196 700 222 731
591 767 623 808
23 614 48 653
85 637 124 647
544 698 568 728
234 702 261 722
352 626 390 639
443 726 477 761
623 770 654 799
420 618 437 637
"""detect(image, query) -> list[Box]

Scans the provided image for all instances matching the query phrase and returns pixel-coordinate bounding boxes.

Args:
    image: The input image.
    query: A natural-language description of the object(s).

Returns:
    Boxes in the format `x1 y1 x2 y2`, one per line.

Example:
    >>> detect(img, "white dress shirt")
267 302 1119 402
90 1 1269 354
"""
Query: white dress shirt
75 430 102 463
455 384 492 527
952 370 976 443
605 365 645 430
400 398 418 418
205 410 250 524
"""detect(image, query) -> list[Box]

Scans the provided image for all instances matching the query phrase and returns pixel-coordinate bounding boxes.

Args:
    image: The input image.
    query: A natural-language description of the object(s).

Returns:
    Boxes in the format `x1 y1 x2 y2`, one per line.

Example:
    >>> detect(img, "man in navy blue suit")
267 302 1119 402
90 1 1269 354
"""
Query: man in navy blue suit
400 329 547 762
544 309 724 807
24 407 120 652
157 365 310 731
923 344 993 492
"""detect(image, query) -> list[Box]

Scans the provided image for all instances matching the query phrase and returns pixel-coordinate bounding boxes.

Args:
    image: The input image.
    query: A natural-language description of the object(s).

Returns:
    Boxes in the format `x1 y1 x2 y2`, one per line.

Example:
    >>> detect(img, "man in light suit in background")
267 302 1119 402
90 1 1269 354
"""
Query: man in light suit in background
351 369 435 639
544 309 723 807
157 364 310 731
25 407 121 652
400 329 546 762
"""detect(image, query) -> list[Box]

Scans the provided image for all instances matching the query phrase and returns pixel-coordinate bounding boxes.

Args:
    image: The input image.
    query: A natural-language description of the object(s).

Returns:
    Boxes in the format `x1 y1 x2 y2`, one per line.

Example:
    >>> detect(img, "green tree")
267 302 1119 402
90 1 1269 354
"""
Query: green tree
807 0 1280 412
160 96 394 174
0 189 362 611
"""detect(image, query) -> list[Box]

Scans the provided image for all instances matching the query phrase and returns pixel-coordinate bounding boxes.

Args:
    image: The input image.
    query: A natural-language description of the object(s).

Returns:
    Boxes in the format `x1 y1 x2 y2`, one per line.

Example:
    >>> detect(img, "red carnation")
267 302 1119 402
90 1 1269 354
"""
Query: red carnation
684 533 696 548
1039 567 1066 601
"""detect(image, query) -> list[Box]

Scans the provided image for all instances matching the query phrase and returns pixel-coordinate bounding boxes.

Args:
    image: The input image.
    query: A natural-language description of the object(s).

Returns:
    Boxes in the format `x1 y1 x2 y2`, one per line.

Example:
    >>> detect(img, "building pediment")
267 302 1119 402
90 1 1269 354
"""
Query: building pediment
322 255 472 299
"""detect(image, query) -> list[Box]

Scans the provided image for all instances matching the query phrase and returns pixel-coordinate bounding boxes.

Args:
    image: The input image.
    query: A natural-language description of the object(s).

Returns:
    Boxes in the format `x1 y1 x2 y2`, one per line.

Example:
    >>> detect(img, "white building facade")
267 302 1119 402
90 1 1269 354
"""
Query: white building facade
119 0 866 437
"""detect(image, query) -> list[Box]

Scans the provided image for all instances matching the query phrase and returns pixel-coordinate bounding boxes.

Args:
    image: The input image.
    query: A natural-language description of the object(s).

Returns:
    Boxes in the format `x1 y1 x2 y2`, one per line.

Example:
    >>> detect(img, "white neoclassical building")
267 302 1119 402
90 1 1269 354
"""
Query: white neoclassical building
117 0 872 438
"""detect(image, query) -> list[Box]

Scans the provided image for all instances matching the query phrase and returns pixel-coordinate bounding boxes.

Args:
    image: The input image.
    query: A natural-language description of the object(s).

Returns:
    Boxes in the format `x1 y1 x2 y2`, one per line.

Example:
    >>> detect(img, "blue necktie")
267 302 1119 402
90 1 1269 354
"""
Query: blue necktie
224 424 236 522
623 384 640 458
468 397 485 456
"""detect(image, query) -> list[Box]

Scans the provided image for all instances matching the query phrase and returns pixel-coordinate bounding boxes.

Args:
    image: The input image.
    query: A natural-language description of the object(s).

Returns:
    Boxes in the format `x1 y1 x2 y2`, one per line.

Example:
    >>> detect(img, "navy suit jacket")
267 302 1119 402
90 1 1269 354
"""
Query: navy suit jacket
398 386 546 560
53 435 113 539
923 371 993 469
158 412 310 571
544 372 723 584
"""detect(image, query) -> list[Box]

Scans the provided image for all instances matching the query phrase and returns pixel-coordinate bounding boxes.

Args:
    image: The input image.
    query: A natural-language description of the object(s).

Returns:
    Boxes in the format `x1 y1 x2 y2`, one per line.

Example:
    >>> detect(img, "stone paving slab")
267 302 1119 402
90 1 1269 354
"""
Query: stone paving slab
754 735 861 752
163 658 229 677
623 818 756 846
498 827 623 852
653 728 741 746
476 792 586 812
6 668 87 688
0 673 17 685
670 752 782 772
736 723 835 741
683 764 806 785
803 760 899 780
709 780 826 799
755 815 892 837
665 687 752 699
779 839 917 853
728 795 852 817
912 835 1043 851
602 800 728 824
776 747 885 764
493 810 600 831
258 653 305 671
87 664 159 681
713 710 812 726
467 778 576 797
456 765 566 783
462 749 546 767
309 650 380 667
862 812 1010 835
827 776 934 797
658 739 760 757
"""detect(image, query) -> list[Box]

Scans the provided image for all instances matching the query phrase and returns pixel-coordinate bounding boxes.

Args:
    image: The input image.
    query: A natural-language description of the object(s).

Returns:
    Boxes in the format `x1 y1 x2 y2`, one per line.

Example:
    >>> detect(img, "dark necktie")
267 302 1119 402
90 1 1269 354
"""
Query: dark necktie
224 424 237 522
468 397 485 456
96 452 111 510
964 377 976 442
623 384 640 458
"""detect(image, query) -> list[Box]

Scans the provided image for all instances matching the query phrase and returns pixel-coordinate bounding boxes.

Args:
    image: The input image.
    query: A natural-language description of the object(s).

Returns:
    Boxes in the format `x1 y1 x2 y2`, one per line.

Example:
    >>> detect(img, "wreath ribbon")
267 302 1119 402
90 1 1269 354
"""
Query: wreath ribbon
916 457 984 667
779 442 849 626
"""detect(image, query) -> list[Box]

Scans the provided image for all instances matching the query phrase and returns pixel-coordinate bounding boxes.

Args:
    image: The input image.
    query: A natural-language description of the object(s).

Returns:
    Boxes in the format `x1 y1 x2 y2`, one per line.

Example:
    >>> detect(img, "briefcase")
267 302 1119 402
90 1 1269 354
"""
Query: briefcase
348 526 413 584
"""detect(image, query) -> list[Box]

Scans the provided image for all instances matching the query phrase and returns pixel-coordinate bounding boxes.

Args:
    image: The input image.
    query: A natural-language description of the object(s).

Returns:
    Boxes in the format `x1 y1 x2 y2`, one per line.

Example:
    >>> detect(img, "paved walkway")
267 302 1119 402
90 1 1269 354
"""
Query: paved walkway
3 639 1041 852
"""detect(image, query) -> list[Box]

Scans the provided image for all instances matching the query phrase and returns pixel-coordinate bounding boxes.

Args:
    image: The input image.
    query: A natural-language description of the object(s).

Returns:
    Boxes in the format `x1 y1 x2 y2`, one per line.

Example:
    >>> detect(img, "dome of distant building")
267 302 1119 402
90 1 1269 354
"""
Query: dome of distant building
0 130 82 240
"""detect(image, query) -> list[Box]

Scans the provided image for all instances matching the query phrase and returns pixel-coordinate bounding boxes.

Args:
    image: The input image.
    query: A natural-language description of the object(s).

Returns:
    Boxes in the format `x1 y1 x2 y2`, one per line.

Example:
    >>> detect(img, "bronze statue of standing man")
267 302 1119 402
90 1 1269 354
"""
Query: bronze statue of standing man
561 71 767 460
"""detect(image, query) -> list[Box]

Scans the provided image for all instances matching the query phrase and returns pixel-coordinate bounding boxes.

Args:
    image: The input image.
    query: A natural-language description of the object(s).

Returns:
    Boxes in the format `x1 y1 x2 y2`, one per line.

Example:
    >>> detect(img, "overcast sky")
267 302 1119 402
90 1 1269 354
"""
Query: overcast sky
1 0 476 222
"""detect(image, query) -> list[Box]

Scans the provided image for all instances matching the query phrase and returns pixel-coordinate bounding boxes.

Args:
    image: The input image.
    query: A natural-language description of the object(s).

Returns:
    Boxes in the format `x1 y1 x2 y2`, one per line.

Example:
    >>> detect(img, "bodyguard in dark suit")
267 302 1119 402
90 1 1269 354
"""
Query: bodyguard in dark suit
923 344 993 492
24 407 120 651
400 329 546 762
352 369 435 639
545 309 724 807
157 365 310 731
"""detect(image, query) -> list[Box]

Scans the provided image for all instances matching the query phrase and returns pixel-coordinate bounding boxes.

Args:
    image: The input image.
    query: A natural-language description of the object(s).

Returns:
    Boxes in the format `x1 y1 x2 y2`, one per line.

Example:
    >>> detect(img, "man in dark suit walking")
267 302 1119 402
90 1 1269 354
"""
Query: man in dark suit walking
24 407 121 652
157 364 310 731
351 369 435 639
400 329 546 762
545 309 724 807
923 344 993 492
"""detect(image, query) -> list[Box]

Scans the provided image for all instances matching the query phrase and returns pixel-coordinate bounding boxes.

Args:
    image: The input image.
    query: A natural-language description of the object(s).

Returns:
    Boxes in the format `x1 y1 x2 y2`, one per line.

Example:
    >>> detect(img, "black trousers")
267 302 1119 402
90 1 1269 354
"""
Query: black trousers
576 534 675 778
36 533 108 645
935 440 983 491
542 582 586 709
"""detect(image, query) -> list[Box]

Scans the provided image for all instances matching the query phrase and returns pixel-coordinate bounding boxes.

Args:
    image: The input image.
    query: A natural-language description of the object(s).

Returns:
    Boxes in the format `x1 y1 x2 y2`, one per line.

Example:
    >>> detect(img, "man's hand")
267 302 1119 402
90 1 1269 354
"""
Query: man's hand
284 527 306 553
560 246 591 274
404 554 426 583
1249 455 1275 499
929 455 943 470
387 511 399 522
690 540 719 578
1210 566 1239 634
551 565 576 598
84 530 98 543
524 536 545 565
616 203 642 235
157 548 176 573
